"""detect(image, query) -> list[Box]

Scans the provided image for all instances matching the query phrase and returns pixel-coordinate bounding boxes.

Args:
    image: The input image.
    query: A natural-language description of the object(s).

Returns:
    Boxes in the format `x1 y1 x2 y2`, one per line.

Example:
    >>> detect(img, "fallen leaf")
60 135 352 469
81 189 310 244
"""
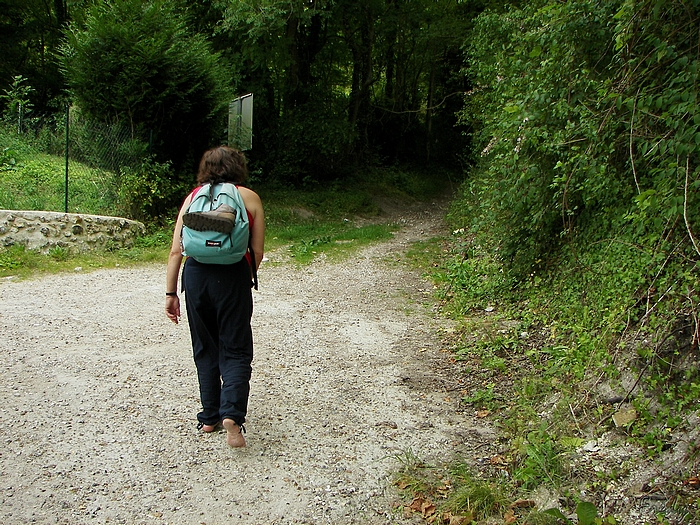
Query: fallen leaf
684 476 699 489
446 512 473 525
422 500 437 517
490 454 508 466
476 409 490 418
503 509 516 524
612 407 637 427
409 497 426 513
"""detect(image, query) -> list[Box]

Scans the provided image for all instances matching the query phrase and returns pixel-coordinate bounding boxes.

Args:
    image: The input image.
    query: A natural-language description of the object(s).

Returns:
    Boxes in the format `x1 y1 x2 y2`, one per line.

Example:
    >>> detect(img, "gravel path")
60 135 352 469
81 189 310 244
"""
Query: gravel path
0 201 495 525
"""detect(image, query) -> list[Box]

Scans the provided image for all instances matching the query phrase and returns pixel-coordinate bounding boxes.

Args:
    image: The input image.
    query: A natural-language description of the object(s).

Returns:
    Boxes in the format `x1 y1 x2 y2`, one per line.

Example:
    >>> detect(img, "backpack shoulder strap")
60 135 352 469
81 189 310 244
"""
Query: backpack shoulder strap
185 184 211 212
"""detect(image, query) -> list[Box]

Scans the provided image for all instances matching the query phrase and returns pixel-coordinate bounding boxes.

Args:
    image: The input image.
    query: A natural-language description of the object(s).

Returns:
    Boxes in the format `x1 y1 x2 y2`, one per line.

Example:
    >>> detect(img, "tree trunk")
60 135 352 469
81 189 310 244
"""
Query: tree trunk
54 0 67 24
426 62 435 163
346 0 375 150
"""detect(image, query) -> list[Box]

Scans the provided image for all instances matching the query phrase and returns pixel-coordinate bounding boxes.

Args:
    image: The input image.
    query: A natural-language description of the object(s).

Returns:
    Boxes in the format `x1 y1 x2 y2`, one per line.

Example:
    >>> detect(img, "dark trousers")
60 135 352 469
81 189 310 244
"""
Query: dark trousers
183 258 254 426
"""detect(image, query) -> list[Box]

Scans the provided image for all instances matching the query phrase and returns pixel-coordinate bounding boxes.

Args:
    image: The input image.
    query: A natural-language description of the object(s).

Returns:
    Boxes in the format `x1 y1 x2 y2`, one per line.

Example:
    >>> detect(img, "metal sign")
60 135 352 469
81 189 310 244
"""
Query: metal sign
228 93 253 150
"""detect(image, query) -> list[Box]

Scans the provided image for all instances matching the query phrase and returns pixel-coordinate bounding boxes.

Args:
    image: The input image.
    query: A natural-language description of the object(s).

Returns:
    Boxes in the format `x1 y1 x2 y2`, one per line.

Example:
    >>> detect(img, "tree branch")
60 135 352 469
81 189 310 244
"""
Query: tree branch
683 155 700 258
630 88 641 194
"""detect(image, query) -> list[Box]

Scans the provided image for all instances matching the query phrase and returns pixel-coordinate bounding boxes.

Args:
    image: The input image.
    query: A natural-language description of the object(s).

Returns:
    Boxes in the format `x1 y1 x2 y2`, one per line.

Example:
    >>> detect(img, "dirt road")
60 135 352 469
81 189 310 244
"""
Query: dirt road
0 202 494 524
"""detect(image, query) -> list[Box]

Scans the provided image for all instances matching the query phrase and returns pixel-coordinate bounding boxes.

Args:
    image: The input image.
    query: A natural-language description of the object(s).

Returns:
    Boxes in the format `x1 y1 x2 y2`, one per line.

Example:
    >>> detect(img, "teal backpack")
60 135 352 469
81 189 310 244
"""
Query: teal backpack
181 182 252 268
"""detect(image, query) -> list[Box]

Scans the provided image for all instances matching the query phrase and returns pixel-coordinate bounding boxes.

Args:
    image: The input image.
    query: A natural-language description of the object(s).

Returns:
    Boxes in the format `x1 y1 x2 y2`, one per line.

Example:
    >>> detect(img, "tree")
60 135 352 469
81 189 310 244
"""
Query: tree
0 0 68 115
213 0 349 182
61 0 233 174
457 0 700 295
213 0 473 181
3 0 478 182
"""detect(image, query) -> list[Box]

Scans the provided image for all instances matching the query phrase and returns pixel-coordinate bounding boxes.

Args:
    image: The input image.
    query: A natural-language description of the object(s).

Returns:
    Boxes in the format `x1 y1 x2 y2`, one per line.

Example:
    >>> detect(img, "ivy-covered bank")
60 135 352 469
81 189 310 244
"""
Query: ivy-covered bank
429 1 700 523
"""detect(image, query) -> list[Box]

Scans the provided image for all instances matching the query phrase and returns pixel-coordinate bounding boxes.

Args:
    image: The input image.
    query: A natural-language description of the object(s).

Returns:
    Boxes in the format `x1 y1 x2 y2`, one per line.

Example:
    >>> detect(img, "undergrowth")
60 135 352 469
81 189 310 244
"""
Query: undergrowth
392 448 612 525
398 214 700 523
396 0 700 521
0 129 449 276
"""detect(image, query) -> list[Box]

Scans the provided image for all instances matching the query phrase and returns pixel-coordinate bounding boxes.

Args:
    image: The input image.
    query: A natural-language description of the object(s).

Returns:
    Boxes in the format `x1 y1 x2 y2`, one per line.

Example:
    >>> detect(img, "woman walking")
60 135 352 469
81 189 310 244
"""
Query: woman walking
165 146 264 448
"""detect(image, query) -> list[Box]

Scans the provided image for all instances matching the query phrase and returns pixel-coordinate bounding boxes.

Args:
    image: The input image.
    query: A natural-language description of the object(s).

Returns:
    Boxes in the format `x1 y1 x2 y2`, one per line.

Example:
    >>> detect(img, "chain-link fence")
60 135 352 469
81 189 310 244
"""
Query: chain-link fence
0 104 151 216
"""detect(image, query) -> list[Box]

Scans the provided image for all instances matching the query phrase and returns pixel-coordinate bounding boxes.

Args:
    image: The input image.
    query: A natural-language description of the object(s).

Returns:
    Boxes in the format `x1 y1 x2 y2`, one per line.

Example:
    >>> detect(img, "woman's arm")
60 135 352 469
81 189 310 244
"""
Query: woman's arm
238 187 265 270
165 193 193 324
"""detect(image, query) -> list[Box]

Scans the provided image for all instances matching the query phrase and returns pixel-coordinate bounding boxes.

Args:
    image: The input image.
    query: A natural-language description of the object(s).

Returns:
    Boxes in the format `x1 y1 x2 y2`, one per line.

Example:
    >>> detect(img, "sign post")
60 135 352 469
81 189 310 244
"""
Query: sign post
228 94 253 151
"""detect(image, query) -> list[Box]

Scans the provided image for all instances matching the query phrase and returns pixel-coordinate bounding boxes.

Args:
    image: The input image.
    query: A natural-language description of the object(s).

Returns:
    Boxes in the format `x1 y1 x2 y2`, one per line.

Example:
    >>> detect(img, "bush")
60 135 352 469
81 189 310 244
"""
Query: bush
116 158 185 221
61 0 233 173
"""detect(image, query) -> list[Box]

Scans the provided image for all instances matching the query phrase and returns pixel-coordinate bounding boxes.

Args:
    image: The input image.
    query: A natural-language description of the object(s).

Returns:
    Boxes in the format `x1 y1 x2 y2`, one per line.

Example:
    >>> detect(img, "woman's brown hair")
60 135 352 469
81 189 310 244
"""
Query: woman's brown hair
196 146 249 185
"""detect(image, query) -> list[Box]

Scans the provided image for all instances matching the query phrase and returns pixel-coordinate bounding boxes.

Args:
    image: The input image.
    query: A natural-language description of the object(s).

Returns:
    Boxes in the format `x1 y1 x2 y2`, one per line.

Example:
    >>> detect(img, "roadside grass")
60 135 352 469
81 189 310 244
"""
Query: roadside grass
0 203 399 279
397 215 700 524
0 132 450 277
392 450 563 525
257 180 402 264
1 137 118 215
0 229 173 279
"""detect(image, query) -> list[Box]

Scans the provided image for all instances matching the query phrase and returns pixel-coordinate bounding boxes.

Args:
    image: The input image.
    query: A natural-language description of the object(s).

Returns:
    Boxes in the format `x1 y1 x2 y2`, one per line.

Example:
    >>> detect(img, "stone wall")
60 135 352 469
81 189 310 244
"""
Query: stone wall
0 210 145 254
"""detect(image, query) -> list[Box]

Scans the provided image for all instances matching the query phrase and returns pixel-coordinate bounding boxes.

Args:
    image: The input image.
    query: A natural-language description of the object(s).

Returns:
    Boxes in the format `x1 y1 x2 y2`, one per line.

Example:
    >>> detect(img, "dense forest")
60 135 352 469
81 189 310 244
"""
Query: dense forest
1 0 473 180
2 0 699 522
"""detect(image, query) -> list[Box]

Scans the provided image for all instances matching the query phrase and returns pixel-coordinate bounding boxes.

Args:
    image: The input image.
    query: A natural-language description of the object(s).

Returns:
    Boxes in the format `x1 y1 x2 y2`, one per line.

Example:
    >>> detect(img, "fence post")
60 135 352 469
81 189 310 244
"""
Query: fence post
64 103 69 213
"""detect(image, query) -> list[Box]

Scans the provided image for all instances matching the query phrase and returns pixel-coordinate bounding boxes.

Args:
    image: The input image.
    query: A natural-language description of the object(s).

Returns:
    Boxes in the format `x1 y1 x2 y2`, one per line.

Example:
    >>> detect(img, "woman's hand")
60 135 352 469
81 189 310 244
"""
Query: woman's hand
165 295 181 324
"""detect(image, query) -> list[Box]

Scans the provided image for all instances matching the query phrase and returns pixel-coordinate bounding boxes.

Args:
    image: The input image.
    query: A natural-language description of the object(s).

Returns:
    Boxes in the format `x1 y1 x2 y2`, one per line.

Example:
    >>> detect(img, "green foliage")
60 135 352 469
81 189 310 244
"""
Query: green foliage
544 501 605 525
277 220 396 264
0 134 440 277
6 0 474 183
0 0 65 116
393 450 622 525
437 231 511 314
0 114 164 217
462 382 497 407
62 0 233 173
1 147 18 170
459 0 619 275
443 467 510 520
62 107 150 174
271 103 356 183
133 226 173 250
213 0 471 180
371 165 457 201
513 424 568 489
392 449 433 496
1 75 33 130
260 168 442 262
116 158 185 221
447 0 700 417
457 0 700 287
0 244 32 271
435 1 700 521
48 246 69 261
0 130 119 214
0 238 171 279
